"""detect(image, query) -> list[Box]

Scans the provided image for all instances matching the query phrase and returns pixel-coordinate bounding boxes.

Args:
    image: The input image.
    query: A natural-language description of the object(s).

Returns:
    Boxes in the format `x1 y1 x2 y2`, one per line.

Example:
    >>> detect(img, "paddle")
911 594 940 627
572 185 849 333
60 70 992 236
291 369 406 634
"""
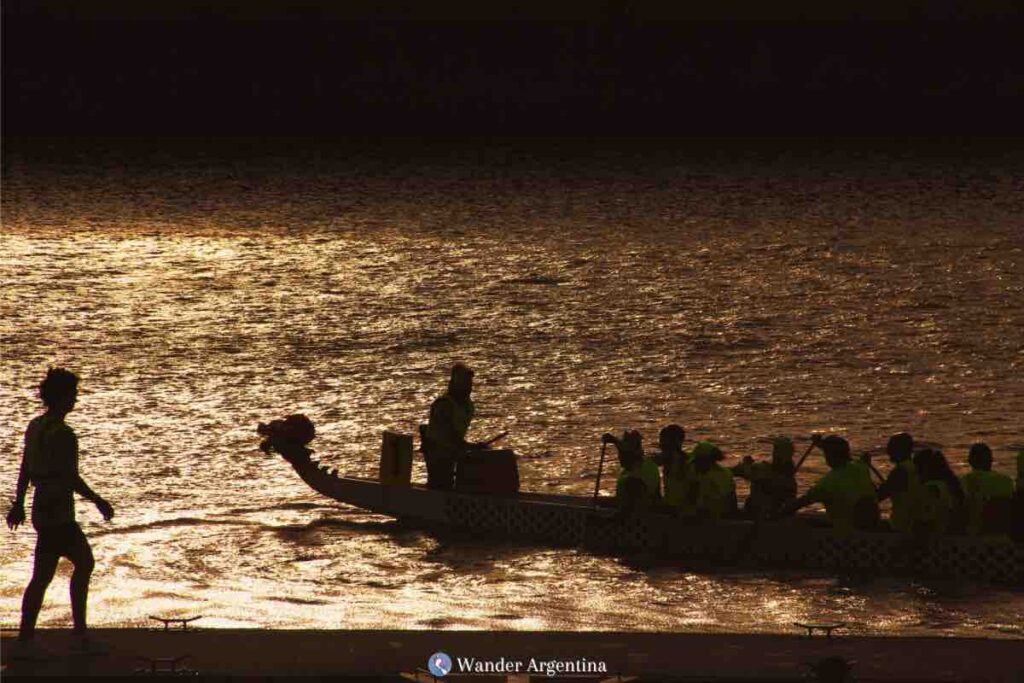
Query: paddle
467 431 509 451
482 431 509 447
859 452 886 485
592 441 609 509
793 436 819 474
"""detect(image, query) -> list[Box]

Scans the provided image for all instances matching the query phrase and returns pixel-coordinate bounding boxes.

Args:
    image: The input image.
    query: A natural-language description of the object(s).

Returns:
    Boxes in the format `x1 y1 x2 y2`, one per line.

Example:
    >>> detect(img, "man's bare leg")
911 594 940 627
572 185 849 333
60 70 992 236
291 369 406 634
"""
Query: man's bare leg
19 550 60 641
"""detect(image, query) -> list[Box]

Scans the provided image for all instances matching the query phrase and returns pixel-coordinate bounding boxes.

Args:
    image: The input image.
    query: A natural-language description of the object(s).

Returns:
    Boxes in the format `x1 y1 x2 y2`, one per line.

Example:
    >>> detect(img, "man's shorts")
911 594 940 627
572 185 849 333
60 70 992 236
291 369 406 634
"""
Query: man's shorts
35 522 90 559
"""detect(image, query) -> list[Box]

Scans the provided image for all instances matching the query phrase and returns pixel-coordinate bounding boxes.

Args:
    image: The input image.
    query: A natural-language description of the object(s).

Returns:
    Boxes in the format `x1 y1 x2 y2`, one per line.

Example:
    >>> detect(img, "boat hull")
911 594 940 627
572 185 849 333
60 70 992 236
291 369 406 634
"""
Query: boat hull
279 450 1024 585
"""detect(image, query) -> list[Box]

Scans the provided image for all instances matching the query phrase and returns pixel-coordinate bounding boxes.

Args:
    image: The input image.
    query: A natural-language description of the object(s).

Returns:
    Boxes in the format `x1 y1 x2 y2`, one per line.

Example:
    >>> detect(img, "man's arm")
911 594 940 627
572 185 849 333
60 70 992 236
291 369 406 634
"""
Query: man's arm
58 429 114 521
778 476 827 518
778 493 814 517
73 475 114 520
7 444 31 530
876 466 908 502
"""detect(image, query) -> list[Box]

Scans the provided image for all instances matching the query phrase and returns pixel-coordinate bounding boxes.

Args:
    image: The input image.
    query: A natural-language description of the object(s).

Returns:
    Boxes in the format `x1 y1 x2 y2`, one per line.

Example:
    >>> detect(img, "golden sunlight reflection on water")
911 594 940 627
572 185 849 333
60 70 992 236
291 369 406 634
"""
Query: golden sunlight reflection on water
2 141 1023 635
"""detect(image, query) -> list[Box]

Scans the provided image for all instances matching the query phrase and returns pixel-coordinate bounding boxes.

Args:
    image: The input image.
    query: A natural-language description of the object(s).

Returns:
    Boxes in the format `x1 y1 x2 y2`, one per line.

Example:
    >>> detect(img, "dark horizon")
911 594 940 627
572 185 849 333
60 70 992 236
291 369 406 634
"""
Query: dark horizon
4 0 1024 137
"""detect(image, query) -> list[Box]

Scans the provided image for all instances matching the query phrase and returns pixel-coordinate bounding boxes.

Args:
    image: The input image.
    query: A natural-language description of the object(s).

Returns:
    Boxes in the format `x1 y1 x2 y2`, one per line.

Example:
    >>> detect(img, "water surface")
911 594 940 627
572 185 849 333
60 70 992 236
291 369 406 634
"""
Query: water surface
2 137 1022 636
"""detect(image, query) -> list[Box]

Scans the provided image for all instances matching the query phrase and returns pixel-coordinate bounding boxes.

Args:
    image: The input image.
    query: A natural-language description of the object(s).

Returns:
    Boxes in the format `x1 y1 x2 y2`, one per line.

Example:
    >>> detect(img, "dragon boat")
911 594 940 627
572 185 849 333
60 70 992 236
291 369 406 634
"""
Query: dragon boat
263 437 1024 586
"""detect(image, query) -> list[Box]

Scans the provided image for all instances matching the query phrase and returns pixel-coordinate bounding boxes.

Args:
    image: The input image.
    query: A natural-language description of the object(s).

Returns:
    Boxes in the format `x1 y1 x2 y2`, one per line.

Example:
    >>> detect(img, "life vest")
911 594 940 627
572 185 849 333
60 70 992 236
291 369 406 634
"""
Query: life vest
694 463 735 520
807 461 877 537
425 394 474 453
960 469 1014 535
1017 450 1024 493
662 450 694 513
616 457 662 505
889 458 921 533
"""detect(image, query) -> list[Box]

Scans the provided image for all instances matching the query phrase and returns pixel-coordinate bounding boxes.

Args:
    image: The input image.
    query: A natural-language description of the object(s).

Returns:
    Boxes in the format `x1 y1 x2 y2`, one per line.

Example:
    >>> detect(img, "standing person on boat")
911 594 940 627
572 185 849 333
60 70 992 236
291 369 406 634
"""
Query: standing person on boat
959 443 1013 536
875 432 920 533
5 368 115 654
779 435 878 535
652 424 694 515
602 430 661 511
731 436 797 519
422 363 486 490
689 441 737 521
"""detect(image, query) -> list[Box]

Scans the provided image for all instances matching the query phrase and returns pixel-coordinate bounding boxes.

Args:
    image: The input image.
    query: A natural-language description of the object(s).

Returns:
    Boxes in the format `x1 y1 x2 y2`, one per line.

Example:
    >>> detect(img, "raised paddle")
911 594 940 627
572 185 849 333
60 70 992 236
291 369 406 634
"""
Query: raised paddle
592 441 609 509
482 431 509 447
467 431 509 450
859 451 886 485
793 436 819 474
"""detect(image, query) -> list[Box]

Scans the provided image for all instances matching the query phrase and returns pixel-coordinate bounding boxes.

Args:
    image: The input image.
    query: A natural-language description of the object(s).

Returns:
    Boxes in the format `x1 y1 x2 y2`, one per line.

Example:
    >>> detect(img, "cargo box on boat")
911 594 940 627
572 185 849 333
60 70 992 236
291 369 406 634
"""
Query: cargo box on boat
456 449 520 494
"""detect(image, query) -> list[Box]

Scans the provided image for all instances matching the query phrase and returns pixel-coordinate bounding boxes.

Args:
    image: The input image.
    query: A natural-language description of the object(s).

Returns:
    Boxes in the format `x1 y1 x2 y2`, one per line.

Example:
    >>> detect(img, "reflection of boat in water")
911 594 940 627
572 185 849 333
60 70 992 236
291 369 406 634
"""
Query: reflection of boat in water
265 442 1024 586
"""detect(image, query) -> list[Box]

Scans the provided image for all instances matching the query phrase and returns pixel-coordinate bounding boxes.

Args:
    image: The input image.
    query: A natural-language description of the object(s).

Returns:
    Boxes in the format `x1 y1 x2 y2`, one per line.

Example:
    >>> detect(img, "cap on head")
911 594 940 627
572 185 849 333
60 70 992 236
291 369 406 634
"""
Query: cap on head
968 442 993 471
448 362 474 395
450 363 474 381
40 367 79 409
886 432 914 460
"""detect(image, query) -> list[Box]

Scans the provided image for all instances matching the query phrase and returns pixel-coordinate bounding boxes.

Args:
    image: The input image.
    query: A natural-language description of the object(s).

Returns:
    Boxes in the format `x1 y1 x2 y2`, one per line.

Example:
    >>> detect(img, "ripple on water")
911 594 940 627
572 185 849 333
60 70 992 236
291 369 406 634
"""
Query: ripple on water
1 139 1023 634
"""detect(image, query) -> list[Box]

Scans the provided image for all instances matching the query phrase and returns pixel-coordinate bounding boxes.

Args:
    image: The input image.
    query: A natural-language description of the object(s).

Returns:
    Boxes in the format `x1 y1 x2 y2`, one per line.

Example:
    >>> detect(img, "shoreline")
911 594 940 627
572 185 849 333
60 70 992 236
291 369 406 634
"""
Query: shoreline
3 628 1022 680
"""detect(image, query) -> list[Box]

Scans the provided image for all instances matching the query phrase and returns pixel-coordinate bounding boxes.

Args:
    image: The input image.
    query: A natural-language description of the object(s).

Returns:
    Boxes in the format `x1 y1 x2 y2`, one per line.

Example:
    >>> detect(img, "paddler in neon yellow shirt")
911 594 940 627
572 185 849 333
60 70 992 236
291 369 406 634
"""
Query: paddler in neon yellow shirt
653 424 695 516
689 441 737 521
875 432 920 533
1017 450 1024 494
780 435 879 536
1012 450 1024 542
602 430 661 512
959 443 1014 536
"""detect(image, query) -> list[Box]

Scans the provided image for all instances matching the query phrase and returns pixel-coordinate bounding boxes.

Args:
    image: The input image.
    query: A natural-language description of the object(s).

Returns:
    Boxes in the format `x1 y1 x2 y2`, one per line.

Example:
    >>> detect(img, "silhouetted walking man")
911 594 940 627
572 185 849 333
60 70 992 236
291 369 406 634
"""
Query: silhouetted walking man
6 368 114 654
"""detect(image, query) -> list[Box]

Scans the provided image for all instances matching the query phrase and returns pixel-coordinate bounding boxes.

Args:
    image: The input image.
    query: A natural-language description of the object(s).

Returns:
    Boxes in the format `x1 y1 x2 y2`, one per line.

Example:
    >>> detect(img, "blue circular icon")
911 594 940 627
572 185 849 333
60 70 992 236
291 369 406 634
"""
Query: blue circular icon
428 651 452 677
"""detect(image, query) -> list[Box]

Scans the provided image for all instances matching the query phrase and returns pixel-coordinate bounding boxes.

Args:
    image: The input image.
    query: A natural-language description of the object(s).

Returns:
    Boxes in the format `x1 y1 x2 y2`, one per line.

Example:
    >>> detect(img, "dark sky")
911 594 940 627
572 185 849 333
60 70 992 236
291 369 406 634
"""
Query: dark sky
4 0 1023 136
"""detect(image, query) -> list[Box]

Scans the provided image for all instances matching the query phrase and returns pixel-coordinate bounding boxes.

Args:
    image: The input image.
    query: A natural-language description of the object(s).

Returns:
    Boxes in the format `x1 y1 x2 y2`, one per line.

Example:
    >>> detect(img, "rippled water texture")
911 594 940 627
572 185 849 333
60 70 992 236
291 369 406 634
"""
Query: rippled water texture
2 138 1022 636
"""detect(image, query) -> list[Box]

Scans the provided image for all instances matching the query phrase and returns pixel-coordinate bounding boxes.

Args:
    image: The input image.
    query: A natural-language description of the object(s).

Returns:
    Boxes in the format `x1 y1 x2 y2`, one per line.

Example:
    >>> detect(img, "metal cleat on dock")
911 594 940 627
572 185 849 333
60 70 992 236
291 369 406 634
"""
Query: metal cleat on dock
148 615 203 632
133 654 196 676
794 621 846 639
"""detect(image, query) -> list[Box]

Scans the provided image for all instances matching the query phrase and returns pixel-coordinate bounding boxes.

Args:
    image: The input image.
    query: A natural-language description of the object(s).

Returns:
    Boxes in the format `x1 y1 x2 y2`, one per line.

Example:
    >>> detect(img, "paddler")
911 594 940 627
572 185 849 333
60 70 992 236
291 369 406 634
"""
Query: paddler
1017 449 1024 493
780 435 879 535
652 424 694 515
1012 450 1024 542
910 448 956 535
689 441 737 521
875 432 920 533
601 430 661 511
422 363 486 490
959 443 1014 536
731 436 797 519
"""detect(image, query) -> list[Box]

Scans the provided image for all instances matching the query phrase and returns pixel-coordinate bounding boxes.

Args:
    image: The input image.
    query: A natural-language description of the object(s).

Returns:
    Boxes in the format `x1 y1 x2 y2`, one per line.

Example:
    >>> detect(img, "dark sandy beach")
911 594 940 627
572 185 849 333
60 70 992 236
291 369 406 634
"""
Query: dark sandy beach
2 628 1022 681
